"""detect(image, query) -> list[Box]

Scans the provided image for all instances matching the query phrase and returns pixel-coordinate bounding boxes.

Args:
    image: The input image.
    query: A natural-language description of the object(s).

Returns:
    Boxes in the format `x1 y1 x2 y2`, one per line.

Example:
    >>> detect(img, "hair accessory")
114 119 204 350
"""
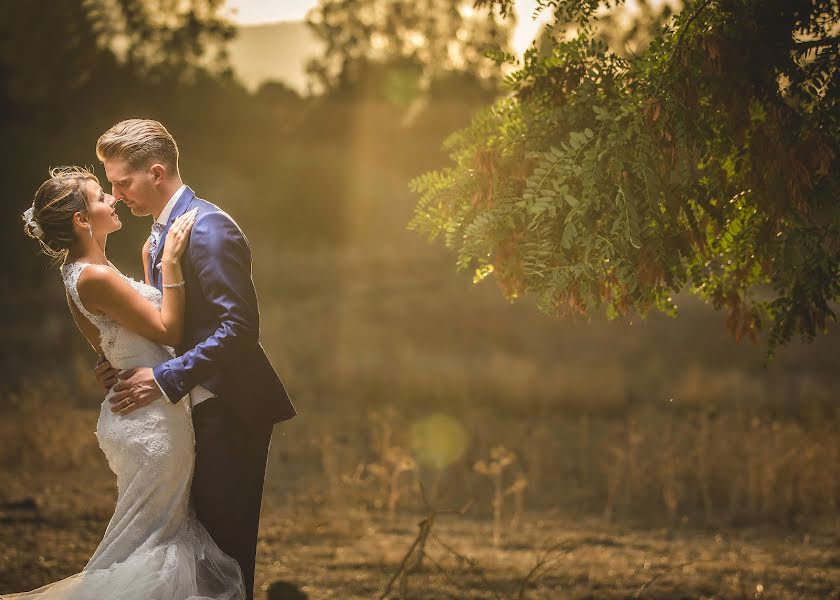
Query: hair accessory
22 206 44 239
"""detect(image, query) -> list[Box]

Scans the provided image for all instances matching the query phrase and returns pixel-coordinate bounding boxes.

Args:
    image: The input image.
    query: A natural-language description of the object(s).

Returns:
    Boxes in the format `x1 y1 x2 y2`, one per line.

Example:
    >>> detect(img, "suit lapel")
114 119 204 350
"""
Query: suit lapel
150 187 196 286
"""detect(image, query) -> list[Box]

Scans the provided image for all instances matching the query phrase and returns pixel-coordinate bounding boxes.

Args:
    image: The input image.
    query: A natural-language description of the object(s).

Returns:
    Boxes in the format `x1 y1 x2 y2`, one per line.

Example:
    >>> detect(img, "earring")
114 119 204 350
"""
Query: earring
88 224 93 238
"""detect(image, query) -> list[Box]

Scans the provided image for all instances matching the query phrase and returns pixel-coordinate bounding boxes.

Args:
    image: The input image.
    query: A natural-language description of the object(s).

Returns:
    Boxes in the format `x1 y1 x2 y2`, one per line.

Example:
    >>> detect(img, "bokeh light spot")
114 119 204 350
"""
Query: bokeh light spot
410 413 468 470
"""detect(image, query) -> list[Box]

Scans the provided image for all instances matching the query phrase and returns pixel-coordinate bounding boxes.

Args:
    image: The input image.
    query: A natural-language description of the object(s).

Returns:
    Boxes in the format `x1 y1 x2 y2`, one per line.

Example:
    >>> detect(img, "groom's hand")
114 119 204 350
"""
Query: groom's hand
93 355 119 390
109 368 163 415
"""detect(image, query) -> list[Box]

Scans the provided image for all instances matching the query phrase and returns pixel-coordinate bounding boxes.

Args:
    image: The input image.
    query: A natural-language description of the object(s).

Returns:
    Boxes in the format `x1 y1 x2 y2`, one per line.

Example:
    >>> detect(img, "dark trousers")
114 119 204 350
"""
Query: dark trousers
191 397 273 600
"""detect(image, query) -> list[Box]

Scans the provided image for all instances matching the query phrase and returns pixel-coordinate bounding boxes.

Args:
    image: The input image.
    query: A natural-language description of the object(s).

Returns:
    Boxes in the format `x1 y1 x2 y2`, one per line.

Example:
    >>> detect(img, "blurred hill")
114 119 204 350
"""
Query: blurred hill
227 21 322 93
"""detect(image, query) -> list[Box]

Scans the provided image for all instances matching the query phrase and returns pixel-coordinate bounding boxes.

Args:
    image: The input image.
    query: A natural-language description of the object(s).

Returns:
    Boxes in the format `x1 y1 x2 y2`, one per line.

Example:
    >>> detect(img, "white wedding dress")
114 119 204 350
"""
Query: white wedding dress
2 262 245 600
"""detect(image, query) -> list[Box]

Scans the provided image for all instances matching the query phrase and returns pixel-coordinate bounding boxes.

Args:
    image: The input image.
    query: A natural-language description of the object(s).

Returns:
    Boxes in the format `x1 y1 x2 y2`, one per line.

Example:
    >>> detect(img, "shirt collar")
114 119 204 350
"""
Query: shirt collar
155 184 187 226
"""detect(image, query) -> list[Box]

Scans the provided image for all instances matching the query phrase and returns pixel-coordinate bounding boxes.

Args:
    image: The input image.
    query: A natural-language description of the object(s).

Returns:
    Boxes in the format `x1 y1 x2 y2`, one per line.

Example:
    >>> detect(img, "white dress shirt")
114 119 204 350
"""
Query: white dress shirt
151 185 215 408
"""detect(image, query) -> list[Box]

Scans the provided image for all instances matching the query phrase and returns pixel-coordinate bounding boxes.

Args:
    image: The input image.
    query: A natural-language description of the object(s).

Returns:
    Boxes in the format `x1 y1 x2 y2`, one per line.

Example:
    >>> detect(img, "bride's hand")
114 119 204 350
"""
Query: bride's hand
162 209 198 263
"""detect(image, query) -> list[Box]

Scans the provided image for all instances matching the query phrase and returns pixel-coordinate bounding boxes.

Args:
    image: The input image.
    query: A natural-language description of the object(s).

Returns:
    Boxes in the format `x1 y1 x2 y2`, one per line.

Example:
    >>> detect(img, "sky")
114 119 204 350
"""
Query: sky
225 0 552 57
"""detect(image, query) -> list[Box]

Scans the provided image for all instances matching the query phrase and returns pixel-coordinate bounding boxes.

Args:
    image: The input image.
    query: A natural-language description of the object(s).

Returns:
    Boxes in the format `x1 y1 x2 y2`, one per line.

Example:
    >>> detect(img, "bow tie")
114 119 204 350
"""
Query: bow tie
148 221 165 258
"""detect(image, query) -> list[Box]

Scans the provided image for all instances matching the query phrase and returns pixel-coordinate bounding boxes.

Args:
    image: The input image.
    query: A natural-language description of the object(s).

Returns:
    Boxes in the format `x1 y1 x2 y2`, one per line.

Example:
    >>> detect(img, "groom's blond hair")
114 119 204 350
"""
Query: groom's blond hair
96 119 179 174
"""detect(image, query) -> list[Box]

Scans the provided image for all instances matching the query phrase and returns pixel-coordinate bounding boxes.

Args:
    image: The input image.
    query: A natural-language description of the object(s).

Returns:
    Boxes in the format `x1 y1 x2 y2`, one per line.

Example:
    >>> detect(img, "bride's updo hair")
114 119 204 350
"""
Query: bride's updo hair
24 166 98 260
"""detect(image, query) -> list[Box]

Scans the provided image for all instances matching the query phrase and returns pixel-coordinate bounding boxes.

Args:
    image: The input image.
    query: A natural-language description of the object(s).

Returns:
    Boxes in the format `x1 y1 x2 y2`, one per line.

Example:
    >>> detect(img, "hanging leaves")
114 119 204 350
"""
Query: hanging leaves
411 0 840 359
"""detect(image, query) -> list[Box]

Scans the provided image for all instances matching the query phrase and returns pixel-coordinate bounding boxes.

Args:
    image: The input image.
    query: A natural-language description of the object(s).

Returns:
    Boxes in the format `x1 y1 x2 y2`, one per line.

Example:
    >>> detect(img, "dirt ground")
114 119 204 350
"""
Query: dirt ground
1 472 839 600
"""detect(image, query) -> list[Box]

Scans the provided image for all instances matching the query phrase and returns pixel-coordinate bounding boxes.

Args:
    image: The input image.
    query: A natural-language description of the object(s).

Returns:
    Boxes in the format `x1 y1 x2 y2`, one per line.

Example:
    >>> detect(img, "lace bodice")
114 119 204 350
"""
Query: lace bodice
61 261 175 370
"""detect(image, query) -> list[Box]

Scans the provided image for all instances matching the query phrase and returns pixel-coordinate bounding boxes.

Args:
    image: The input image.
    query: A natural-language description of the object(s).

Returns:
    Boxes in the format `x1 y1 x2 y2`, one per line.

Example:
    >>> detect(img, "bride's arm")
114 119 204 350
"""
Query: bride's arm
76 210 197 347
77 265 184 346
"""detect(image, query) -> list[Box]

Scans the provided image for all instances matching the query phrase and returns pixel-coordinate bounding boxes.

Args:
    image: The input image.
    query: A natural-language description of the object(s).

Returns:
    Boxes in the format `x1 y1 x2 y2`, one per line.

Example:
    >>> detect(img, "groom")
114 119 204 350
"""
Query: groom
92 118 296 599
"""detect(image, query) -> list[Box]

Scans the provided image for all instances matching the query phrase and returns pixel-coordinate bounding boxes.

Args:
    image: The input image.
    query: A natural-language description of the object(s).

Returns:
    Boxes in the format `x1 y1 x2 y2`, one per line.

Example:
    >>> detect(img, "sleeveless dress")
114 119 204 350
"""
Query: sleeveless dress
1 261 245 600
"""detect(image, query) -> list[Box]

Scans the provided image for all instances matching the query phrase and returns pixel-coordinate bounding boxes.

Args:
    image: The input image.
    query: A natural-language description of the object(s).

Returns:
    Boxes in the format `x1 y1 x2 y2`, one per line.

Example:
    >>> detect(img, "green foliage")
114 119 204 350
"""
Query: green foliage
305 0 512 97
0 0 234 120
411 0 840 358
87 0 235 83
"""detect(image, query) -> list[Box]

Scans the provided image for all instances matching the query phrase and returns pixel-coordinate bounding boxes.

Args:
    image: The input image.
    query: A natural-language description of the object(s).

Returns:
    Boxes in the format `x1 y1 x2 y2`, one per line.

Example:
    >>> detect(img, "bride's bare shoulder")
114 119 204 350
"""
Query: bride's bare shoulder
67 264 125 316
76 263 115 279
76 264 123 294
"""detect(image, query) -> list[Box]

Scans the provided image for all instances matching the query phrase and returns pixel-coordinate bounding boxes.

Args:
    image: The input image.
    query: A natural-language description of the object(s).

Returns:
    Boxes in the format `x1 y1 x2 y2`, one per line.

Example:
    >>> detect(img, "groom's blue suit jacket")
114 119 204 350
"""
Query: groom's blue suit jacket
150 187 296 425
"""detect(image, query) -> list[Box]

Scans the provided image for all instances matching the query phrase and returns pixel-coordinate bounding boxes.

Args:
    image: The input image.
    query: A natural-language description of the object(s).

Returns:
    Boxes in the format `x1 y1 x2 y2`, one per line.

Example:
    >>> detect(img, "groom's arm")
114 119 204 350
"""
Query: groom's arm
152 210 260 402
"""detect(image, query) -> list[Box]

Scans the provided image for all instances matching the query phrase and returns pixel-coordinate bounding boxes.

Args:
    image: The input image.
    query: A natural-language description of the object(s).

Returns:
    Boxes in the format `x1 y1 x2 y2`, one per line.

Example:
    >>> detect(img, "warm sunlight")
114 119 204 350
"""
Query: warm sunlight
226 0 553 56
225 0 319 24
511 0 554 55
8 2 839 598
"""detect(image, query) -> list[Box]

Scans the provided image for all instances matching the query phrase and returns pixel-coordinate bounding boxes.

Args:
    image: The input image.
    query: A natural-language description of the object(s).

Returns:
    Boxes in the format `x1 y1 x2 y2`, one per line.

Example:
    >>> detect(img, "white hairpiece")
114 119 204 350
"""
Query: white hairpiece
23 206 45 239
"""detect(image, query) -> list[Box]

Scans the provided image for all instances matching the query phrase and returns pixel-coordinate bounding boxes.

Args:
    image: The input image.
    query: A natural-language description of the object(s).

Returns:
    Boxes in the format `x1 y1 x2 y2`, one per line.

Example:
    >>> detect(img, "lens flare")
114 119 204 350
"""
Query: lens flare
410 413 468 470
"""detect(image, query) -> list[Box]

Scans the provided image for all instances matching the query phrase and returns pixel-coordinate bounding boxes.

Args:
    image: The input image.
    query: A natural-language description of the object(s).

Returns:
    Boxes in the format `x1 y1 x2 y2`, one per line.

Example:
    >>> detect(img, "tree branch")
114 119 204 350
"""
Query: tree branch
668 0 714 69
793 36 840 53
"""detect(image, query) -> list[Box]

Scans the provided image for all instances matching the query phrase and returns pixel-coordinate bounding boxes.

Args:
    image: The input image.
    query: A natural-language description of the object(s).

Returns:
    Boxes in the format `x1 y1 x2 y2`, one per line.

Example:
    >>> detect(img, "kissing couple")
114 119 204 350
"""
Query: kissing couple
8 119 296 600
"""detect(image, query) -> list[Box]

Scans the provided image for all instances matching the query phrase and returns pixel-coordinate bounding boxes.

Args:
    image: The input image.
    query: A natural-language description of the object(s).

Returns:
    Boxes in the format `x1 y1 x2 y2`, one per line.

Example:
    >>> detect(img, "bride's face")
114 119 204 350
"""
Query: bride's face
84 179 121 236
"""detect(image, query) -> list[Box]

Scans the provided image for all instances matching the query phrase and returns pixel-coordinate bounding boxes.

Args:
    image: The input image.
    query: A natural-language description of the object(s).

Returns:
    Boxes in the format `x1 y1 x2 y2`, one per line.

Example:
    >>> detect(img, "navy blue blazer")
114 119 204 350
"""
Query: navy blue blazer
150 187 296 426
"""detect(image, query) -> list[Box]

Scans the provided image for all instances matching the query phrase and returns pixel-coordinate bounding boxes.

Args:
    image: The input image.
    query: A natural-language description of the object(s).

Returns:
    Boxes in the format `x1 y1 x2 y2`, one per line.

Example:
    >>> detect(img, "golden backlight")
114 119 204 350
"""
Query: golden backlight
225 0 319 24
226 0 553 56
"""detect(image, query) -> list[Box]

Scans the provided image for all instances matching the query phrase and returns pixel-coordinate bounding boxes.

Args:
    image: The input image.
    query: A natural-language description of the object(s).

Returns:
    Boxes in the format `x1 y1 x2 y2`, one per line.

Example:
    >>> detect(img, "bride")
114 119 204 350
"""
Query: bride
8 166 245 599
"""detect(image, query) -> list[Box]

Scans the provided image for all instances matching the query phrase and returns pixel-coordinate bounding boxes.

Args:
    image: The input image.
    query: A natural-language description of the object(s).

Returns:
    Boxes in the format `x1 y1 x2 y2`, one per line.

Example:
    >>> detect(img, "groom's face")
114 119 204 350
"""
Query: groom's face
103 158 156 217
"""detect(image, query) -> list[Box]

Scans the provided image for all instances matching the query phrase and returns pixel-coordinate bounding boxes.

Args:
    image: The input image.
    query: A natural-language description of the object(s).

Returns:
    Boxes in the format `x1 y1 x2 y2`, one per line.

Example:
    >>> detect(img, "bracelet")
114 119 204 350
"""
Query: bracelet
162 280 186 289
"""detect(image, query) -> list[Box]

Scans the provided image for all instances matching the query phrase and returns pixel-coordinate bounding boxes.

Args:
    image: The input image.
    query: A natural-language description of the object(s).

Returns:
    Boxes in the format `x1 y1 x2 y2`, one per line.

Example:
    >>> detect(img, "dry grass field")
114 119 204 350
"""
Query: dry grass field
2 468 840 599
2 247 839 598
